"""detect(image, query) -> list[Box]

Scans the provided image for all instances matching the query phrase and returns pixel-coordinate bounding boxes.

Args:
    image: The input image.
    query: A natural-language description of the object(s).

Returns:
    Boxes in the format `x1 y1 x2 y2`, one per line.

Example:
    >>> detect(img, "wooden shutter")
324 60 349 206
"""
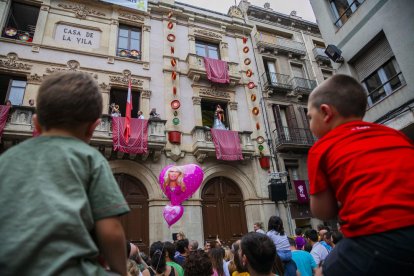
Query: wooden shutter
298 106 309 128
286 105 299 129
272 104 286 140
353 36 393 80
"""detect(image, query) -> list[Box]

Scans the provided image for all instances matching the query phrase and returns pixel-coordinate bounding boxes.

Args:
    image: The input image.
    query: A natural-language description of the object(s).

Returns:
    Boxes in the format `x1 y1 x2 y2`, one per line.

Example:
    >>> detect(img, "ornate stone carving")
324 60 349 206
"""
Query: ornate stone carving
27 74 43 84
199 87 230 99
228 6 243 18
229 101 238 110
41 5 50 11
109 71 144 87
143 25 151 32
46 61 98 79
141 90 151 99
192 96 201 105
221 42 228 49
0 53 32 71
119 12 145 22
58 3 105 19
99 82 110 91
67 60 80 70
194 28 222 40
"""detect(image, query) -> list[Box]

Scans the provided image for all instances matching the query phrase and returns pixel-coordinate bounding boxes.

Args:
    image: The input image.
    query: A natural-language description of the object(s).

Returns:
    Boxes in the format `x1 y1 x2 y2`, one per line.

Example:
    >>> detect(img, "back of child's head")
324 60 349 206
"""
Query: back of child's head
295 228 303 236
309 74 367 118
36 71 102 130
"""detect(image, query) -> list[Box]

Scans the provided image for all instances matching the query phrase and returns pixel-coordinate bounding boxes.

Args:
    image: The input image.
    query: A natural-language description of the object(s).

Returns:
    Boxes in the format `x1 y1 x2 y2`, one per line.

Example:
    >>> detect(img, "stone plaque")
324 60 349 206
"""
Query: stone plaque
55 24 101 49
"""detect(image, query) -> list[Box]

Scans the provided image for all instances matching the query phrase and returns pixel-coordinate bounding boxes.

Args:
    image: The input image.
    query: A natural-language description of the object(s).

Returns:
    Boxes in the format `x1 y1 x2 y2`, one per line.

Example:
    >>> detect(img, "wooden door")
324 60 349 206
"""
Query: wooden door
202 177 247 247
115 173 149 254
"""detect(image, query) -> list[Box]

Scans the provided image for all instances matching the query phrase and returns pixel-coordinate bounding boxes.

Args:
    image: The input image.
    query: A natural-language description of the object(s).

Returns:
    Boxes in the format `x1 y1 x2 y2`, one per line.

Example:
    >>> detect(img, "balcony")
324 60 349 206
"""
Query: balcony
186 54 241 86
272 126 317 152
2 106 167 161
191 126 255 162
261 72 292 93
289 77 317 95
312 47 331 65
2 26 35 42
255 33 306 56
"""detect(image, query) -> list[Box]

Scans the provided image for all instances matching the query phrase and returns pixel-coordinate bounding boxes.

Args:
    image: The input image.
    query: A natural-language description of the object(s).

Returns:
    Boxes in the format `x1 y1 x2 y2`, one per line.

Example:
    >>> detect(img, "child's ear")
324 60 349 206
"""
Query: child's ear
320 104 334 123
32 114 42 134
85 119 101 141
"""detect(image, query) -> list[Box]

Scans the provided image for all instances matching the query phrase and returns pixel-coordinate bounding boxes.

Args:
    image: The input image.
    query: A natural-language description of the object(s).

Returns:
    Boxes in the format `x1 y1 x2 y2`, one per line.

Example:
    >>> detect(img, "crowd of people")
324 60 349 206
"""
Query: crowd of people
124 219 343 276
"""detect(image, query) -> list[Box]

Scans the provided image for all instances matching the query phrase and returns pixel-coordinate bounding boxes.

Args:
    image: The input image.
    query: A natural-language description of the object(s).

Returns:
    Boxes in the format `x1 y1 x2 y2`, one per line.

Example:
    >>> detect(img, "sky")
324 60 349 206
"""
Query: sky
176 0 316 22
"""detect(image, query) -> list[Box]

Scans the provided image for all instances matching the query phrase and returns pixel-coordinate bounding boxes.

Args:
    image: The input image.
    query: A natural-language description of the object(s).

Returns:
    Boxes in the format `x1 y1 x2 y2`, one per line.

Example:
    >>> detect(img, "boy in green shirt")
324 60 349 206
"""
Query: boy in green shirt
0 72 130 275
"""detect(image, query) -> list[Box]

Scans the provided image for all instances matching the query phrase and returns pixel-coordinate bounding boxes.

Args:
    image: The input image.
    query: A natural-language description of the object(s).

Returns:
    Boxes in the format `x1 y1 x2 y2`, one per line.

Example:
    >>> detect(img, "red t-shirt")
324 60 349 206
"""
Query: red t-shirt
308 121 414 238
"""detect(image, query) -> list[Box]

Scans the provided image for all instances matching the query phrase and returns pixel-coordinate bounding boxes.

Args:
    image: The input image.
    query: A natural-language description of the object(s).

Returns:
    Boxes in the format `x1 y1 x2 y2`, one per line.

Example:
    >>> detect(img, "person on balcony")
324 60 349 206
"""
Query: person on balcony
213 104 226 130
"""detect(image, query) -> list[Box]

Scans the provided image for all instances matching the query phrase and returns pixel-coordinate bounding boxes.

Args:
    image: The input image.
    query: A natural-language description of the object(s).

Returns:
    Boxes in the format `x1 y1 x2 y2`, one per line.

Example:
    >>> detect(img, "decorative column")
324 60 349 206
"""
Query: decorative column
229 101 240 131
99 83 111 115
32 5 50 45
192 96 202 126
25 74 43 105
142 25 151 69
140 90 151 117
108 19 119 60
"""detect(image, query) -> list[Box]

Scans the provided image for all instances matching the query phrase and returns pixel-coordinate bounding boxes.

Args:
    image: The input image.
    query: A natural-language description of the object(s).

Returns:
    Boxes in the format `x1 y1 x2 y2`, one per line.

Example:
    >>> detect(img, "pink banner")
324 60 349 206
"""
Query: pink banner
204 57 230 84
211 129 243 161
0 105 10 142
293 180 309 203
112 117 148 154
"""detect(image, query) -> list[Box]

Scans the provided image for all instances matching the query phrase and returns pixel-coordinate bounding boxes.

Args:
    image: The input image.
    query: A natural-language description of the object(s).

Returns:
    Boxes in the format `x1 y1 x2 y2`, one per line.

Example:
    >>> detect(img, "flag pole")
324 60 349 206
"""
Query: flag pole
124 76 132 144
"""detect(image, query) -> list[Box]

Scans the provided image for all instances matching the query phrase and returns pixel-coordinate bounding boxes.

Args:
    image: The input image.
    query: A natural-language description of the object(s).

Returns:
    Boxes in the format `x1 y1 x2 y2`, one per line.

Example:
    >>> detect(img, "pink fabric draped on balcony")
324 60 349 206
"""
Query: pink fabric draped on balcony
112 117 148 154
211 129 243 161
0 105 10 142
203 57 230 84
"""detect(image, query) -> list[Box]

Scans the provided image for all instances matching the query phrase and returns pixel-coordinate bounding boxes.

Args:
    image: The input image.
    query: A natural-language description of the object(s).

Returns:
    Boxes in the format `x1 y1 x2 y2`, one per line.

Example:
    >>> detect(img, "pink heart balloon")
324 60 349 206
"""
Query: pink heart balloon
159 164 204 206
163 204 184 227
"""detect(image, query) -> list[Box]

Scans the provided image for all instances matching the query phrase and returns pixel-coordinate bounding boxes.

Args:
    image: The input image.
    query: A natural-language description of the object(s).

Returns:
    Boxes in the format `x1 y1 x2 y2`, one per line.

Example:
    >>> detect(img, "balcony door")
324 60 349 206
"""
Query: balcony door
202 177 247 247
115 173 149 254
264 59 277 85
273 105 299 143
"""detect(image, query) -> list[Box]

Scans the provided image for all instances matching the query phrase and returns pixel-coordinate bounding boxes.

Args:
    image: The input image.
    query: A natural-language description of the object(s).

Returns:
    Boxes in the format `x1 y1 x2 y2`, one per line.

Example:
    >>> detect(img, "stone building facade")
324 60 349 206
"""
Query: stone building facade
310 0 414 140
0 0 277 251
239 1 332 232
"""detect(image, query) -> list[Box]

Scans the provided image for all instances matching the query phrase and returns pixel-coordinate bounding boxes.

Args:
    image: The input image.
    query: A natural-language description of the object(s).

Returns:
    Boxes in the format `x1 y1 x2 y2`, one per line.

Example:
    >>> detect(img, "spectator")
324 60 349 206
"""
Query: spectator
229 240 249 276
28 99 35 106
149 108 160 119
253 222 266 234
175 239 190 266
4 99 12 106
138 110 144 119
330 231 343 248
288 237 316 276
294 228 306 250
165 241 184 276
184 250 213 276
266 216 292 262
240 232 275 276
304 229 329 267
189 240 199 252
307 74 414 275
142 241 178 276
204 240 212 253
0 72 130 275
177 231 186 241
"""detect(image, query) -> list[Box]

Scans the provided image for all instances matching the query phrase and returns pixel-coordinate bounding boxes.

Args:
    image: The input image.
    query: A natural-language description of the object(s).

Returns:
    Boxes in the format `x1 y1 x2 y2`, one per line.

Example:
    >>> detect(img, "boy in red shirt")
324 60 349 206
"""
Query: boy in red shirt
307 74 414 275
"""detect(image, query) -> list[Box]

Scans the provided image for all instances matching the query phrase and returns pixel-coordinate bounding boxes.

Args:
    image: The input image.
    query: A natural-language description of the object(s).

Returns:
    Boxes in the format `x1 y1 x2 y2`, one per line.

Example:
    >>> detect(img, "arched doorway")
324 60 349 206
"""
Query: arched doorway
114 173 149 253
201 177 248 247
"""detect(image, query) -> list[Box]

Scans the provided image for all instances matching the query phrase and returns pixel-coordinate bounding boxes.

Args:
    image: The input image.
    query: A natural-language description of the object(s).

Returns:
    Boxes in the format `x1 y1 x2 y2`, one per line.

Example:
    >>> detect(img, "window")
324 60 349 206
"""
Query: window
117 25 142 59
110 88 140 118
201 100 228 129
273 105 298 142
291 63 306 79
363 58 405 106
285 163 299 190
196 40 220 59
0 75 27 105
2 1 39 41
330 0 365 27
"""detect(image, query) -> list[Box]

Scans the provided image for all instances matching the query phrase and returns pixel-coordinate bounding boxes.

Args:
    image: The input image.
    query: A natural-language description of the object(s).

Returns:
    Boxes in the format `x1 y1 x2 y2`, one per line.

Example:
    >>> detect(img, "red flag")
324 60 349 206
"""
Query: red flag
124 78 132 143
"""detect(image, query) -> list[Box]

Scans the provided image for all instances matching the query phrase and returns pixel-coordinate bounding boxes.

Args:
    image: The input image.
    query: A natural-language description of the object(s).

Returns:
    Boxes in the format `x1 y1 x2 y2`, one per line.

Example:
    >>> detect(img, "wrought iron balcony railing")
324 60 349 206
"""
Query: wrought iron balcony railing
289 77 317 94
261 72 292 91
273 126 317 149
255 33 306 56
312 47 331 64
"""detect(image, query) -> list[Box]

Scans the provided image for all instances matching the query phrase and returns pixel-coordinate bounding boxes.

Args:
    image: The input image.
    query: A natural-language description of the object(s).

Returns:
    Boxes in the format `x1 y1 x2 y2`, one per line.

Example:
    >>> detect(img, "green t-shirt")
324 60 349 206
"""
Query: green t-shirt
0 136 130 275
167 261 184 276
